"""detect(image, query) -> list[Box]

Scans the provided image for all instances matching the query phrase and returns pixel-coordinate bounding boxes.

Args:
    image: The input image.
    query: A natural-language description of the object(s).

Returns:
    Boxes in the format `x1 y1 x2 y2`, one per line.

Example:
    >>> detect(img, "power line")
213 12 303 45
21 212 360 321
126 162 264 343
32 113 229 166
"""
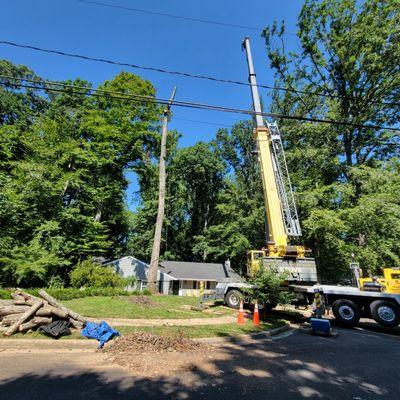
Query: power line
173 117 233 128
1 75 399 132
77 0 293 34
0 39 290 92
1 39 398 107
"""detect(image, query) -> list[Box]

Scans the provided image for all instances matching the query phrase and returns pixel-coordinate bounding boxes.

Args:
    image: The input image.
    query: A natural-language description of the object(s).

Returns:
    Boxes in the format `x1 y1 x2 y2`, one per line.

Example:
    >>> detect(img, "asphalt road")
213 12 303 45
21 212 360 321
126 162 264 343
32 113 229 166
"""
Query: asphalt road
0 325 399 400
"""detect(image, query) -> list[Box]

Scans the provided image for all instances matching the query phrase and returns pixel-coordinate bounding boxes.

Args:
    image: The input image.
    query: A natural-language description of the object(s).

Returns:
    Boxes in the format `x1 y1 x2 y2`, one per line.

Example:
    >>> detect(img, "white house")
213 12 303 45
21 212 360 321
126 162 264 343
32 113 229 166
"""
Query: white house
104 257 242 296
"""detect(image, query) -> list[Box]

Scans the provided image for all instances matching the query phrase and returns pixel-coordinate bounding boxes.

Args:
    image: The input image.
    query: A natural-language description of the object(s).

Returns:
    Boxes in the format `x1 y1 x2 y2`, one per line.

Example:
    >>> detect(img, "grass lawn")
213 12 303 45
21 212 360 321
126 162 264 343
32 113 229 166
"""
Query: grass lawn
116 320 285 338
3 320 285 340
63 295 235 319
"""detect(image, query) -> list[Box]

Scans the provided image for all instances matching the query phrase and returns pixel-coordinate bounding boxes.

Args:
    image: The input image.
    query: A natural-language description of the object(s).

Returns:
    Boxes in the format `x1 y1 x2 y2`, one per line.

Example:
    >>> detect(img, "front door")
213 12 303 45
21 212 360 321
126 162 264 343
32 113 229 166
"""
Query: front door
172 280 179 295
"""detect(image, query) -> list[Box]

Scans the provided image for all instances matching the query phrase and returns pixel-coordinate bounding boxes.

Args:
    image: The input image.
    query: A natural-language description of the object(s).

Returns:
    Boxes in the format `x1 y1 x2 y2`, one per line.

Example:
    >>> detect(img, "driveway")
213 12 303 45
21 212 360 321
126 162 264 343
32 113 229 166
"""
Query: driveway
0 326 399 399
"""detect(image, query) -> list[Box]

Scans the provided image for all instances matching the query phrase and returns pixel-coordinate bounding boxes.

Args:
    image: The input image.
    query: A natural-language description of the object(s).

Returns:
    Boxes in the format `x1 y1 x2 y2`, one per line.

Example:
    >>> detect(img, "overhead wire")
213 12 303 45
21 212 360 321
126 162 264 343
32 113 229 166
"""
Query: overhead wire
1 75 399 132
76 0 294 34
2 39 398 107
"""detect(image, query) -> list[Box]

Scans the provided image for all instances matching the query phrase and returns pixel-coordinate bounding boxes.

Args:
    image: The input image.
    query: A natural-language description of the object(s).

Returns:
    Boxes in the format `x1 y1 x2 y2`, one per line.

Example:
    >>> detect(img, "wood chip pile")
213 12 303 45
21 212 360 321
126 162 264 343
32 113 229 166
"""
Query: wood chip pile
0 289 87 336
107 331 205 356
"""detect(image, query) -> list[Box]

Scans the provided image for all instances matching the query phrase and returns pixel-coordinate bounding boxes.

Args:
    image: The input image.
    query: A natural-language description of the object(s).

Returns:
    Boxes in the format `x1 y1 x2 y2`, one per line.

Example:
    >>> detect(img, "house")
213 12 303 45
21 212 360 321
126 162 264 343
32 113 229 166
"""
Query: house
104 256 242 296
158 260 243 296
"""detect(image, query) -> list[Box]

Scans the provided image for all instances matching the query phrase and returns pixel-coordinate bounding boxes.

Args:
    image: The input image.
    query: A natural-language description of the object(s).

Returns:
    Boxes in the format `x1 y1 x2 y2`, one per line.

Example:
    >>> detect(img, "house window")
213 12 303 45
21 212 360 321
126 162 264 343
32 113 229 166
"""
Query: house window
141 281 148 290
206 281 211 290
192 281 197 289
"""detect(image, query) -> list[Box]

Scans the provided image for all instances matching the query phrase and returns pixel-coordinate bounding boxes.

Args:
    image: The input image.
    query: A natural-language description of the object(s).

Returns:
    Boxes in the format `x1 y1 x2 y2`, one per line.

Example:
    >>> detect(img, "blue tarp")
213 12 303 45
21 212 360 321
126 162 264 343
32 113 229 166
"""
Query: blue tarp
81 321 120 348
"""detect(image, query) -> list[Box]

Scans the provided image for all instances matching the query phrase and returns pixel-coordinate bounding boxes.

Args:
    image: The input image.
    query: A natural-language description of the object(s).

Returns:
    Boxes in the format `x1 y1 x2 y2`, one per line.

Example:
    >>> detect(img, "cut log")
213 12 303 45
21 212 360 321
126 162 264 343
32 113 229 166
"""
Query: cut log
0 305 30 316
69 318 84 330
32 316 52 324
13 300 29 306
19 320 40 333
36 306 68 319
11 293 26 303
4 301 43 336
1 313 22 326
38 289 86 323
19 317 52 333
15 289 42 303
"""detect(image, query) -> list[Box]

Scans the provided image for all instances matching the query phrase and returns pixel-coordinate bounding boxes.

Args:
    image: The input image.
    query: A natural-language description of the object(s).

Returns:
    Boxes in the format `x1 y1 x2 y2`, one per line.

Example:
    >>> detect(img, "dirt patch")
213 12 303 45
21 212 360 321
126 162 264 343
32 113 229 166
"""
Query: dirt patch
125 295 157 307
107 331 206 355
105 332 210 376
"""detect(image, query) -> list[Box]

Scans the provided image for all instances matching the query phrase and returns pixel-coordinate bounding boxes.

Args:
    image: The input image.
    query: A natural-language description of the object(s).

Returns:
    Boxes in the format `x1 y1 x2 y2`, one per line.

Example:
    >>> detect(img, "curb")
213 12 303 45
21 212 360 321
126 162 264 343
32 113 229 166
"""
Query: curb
194 322 292 344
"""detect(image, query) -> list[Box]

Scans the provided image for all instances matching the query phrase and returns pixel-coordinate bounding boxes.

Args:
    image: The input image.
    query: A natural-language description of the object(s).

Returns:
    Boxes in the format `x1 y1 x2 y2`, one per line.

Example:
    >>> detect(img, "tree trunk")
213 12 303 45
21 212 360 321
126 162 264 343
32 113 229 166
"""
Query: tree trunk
1 313 23 326
36 306 68 319
148 87 177 294
4 301 43 336
15 288 42 303
38 289 86 323
94 208 102 222
0 306 30 316
19 317 52 333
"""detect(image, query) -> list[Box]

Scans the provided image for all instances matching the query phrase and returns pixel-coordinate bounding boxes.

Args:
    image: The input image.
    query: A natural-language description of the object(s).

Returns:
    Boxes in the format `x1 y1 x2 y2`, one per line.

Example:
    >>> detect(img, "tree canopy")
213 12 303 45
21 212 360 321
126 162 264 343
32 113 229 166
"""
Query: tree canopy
0 0 399 287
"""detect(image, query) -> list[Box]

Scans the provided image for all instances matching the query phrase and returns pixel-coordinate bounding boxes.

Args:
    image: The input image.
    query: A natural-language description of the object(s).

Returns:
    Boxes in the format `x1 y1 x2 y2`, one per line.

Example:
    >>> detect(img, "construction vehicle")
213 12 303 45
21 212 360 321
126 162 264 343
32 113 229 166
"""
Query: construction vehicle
216 37 400 329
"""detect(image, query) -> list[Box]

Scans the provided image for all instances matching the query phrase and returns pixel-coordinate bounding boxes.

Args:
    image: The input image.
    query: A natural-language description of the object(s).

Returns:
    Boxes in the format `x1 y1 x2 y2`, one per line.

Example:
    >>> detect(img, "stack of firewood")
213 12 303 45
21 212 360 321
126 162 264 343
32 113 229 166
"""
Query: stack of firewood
0 289 87 336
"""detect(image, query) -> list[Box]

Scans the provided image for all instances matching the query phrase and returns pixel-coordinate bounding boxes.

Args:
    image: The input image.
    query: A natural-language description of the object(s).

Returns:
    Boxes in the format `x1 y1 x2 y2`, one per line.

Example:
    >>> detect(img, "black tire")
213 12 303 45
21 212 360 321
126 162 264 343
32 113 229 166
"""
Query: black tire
370 300 400 328
332 299 360 327
225 290 242 309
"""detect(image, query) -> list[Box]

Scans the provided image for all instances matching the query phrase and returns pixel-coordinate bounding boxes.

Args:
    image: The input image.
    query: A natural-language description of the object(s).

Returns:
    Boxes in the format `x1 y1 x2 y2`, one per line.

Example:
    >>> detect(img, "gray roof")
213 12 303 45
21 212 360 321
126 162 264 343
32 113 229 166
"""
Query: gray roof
158 261 243 283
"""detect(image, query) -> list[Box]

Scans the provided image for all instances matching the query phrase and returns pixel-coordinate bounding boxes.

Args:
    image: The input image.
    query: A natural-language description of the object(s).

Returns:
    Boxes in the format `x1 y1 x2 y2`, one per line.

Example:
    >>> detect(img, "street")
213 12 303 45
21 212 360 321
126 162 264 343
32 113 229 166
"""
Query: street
1 324 399 400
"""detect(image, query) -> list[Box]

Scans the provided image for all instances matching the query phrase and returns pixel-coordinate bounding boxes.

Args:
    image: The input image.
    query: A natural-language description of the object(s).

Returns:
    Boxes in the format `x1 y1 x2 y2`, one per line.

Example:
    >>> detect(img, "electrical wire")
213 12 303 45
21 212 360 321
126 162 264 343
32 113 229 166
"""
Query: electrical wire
76 0 289 34
2 39 398 107
1 75 399 132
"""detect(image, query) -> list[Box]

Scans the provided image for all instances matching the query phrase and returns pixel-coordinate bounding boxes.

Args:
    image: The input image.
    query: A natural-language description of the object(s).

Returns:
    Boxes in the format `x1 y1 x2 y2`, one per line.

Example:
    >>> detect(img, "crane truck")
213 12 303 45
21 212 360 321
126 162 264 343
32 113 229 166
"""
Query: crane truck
216 37 400 329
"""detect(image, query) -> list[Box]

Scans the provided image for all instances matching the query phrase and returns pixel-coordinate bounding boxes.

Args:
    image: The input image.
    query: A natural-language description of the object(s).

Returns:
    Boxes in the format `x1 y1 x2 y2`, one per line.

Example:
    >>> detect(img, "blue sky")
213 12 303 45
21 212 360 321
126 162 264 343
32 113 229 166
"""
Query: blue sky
0 0 302 207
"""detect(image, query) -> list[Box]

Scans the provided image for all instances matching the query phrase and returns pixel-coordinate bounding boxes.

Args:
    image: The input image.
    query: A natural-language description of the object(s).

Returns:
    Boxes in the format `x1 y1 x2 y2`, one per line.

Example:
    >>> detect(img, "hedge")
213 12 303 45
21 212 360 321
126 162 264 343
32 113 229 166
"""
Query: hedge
0 287 151 301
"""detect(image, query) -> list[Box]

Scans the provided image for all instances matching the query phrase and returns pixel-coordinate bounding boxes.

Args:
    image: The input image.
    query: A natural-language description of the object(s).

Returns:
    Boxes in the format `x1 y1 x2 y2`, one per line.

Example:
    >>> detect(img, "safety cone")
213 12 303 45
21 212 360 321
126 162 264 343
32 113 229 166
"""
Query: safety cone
237 300 245 325
253 301 260 327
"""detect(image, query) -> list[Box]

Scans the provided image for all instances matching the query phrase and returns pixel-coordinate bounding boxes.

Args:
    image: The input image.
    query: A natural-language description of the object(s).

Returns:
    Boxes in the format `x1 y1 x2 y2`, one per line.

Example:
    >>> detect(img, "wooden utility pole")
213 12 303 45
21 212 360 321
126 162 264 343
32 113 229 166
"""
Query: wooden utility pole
148 87 177 294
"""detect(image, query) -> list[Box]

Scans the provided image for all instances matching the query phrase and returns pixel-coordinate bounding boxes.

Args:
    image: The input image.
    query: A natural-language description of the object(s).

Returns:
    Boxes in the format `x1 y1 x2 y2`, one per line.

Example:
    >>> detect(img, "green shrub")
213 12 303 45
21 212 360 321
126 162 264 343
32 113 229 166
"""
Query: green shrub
0 287 140 301
0 289 12 299
69 260 125 288
246 269 295 307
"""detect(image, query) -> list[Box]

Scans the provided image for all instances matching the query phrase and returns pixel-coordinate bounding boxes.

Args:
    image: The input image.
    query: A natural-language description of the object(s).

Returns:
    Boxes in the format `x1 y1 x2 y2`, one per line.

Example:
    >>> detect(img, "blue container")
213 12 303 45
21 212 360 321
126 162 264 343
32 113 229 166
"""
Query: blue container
310 318 331 336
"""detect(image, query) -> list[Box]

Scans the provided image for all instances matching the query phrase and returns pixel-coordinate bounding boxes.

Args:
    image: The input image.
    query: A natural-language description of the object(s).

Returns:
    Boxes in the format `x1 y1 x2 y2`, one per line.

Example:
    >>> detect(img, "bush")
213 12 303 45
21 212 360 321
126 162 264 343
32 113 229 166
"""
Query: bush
0 289 12 299
246 269 295 307
0 287 141 301
69 260 125 288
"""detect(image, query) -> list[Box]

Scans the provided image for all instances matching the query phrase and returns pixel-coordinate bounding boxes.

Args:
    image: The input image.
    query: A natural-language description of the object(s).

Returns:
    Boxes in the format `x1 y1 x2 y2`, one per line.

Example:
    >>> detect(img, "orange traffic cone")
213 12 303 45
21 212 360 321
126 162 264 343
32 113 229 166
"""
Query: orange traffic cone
237 300 245 325
253 301 260 327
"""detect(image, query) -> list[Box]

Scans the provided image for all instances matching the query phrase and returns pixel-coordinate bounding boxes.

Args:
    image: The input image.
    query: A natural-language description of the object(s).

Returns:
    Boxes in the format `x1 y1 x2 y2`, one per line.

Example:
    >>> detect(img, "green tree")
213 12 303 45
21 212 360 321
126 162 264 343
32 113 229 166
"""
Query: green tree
0 65 163 286
263 0 400 280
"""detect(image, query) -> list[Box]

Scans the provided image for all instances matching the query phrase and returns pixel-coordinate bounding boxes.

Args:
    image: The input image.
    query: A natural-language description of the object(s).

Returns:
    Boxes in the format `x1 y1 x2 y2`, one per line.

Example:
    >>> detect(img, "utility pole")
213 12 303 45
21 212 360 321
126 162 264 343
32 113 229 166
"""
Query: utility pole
148 87 177 294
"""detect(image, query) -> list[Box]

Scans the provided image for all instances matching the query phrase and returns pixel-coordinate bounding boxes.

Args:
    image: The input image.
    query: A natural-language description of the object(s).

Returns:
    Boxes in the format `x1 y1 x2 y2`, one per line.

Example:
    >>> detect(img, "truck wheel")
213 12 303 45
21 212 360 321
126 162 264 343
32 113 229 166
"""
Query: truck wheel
225 290 242 309
370 300 400 328
332 299 360 327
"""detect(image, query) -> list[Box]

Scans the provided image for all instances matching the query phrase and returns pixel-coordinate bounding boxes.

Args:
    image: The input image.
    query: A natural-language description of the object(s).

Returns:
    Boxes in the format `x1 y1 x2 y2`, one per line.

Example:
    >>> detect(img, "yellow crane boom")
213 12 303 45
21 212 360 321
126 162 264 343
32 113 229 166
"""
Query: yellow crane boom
242 37 316 282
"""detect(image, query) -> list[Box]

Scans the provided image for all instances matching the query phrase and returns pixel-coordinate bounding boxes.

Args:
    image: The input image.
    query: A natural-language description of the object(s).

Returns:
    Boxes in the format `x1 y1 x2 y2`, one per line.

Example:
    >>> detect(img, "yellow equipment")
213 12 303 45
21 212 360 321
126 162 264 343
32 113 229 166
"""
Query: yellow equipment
242 37 317 283
359 269 400 294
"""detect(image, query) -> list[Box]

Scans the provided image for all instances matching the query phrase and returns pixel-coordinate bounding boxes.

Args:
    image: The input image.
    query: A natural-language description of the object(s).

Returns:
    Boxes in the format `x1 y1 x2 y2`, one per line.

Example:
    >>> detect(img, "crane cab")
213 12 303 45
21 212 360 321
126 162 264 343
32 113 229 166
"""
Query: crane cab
359 268 400 294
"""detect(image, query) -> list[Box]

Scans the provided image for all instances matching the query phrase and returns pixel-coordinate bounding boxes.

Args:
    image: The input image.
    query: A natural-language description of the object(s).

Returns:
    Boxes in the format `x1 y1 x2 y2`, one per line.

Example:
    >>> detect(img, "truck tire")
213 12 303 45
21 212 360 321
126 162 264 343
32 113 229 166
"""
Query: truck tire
332 299 360 327
225 290 242 309
370 300 400 328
